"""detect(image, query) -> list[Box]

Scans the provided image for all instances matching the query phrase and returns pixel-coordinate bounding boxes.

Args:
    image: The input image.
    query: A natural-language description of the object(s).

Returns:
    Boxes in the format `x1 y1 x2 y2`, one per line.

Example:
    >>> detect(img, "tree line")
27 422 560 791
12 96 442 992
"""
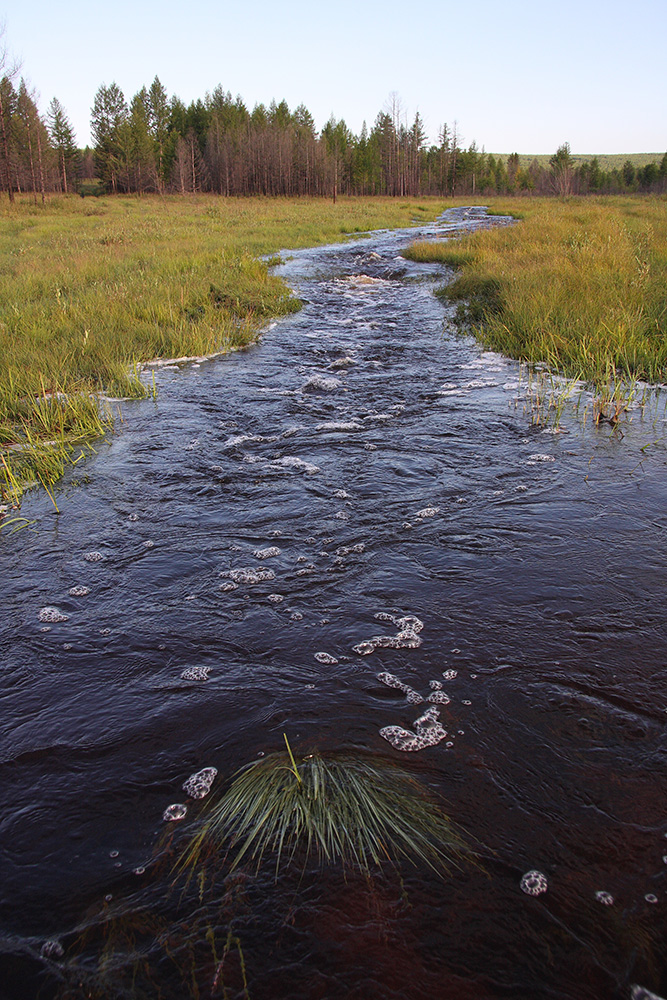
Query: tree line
1 67 666 200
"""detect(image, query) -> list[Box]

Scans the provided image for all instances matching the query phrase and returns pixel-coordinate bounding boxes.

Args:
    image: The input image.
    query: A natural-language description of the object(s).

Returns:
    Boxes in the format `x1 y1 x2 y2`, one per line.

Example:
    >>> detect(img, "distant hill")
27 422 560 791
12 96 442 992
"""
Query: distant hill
494 153 663 170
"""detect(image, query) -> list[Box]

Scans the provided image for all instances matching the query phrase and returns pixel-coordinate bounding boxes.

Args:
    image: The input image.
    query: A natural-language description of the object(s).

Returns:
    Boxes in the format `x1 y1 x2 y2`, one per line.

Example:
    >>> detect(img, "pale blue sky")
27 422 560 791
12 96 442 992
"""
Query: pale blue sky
4 0 666 154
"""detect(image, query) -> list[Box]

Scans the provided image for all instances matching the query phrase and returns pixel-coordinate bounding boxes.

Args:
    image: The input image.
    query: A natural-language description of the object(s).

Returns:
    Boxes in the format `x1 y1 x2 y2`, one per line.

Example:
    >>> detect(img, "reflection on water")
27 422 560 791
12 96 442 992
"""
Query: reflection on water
1 208 667 999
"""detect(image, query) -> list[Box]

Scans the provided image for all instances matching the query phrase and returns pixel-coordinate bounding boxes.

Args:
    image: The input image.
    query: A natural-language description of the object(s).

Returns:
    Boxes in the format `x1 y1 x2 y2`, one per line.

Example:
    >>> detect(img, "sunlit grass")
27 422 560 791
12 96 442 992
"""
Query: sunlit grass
0 194 452 508
404 196 667 388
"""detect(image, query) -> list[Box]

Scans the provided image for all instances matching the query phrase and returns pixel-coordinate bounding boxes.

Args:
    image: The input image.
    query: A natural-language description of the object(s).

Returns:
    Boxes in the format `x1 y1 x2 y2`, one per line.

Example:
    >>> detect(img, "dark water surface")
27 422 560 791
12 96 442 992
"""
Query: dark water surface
1 208 666 1000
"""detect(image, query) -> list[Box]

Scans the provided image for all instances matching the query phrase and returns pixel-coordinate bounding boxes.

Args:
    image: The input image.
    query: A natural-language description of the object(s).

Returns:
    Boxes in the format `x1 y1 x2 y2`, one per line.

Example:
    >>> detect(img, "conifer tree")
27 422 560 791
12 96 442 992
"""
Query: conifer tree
47 97 77 193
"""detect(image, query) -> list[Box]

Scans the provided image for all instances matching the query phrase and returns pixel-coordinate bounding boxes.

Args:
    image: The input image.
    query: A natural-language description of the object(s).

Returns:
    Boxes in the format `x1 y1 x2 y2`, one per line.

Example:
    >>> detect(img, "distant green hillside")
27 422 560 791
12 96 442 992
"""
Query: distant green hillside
494 153 663 170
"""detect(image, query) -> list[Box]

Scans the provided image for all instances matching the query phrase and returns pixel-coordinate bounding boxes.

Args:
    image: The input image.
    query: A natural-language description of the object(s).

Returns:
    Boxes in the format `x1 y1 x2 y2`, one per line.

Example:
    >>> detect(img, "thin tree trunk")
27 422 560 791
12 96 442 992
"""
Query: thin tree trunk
0 90 14 202
26 119 38 204
36 125 46 204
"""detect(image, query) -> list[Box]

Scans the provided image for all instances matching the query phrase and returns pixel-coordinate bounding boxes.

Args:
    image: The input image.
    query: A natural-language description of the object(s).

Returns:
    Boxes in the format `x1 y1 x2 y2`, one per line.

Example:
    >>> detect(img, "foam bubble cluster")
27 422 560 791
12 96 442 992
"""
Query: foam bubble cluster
595 891 614 905
38 607 69 623
220 567 276 585
271 456 320 475
520 870 548 896
353 615 424 656
68 586 90 597
180 666 210 681
315 652 338 665
84 551 106 562
40 940 64 960
378 671 423 705
162 803 187 822
254 547 281 560
302 375 341 392
380 706 447 752
415 507 440 519
182 767 217 799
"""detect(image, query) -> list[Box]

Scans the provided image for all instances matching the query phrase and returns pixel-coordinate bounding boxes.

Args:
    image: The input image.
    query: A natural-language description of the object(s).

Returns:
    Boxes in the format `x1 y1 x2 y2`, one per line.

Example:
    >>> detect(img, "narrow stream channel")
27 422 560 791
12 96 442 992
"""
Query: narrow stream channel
1 207 666 1000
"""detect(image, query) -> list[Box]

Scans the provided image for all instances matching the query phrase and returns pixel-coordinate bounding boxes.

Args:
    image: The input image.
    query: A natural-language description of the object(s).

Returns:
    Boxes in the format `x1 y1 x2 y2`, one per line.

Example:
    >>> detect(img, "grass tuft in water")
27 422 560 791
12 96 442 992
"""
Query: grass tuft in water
176 748 467 880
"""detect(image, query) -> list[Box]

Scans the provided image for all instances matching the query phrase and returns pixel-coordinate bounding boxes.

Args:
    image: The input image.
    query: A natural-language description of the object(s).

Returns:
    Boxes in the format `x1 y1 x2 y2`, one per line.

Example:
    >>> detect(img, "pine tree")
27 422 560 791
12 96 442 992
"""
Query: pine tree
47 97 77 193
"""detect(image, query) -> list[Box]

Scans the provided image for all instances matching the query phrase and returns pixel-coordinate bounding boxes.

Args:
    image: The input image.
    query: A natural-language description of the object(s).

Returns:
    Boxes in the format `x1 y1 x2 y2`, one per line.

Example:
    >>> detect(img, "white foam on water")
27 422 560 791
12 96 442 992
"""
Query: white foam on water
315 652 338 665
40 940 64 959
461 379 499 389
182 767 218 799
333 489 353 499
380 706 447 752
267 594 284 603
595 891 614 905
415 507 440 519
377 671 423 705
220 567 276 585
364 443 377 451
38 607 69 623
180 666 210 681
395 616 424 633
219 581 239 592
442 669 458 680
271 457 320 475
316 421 363 432
128 513 139 522
223 433 274 449
84 551 106 562
302 375 341 392
428 689 451 705
68 586 90 597
354 615 423 655
528 454 556 463
163 803 187 822
520 870 548 896
336 543 365 556
253 546 281 560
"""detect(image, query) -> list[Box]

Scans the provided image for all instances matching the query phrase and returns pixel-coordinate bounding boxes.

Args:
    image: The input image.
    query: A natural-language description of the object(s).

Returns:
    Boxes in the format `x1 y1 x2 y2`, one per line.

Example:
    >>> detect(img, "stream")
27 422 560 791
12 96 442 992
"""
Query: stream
1 206 666 1000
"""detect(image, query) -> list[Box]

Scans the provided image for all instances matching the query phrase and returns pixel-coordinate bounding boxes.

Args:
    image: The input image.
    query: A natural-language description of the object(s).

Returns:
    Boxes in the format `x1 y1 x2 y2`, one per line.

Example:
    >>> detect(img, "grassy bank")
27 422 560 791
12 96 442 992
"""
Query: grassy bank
404 196 667 387
0 194 451 512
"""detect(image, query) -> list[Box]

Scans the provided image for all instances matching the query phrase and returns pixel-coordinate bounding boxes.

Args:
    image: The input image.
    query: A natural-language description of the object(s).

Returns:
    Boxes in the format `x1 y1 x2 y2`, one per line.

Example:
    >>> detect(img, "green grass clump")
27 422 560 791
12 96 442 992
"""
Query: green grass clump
407 196 667 388
0 194 453 509
178 748 467 879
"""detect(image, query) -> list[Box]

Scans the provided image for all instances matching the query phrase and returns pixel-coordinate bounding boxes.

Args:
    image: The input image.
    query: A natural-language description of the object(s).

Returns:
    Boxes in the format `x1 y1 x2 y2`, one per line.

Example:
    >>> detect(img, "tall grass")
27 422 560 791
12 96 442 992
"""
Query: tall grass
0 194 451 510
405 196 667 388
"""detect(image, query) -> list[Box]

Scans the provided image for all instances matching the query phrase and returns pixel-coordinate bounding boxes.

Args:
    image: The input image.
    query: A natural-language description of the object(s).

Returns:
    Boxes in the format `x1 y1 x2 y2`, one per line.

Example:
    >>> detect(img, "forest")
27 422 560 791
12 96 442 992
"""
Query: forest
2 73 667 201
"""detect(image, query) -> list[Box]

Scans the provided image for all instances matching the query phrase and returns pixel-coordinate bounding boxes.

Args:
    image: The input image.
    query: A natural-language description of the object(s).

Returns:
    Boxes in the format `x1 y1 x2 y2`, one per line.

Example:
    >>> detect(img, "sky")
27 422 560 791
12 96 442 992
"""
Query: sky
3 0 666 154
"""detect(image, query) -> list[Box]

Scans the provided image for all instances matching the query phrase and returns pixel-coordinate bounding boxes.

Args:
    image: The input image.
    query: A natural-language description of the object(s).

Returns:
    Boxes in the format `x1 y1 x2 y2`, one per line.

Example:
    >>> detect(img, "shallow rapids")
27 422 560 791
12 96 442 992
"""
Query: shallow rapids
1 207 666 1000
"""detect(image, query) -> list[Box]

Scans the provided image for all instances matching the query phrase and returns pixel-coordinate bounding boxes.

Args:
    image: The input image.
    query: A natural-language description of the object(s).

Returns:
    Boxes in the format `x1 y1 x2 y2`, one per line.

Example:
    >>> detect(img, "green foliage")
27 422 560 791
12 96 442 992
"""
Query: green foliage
177 749 468 878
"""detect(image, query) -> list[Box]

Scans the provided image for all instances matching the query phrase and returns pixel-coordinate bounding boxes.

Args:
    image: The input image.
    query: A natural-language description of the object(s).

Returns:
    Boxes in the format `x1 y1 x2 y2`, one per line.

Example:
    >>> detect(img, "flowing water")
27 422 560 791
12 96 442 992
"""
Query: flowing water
1 207 666 1000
